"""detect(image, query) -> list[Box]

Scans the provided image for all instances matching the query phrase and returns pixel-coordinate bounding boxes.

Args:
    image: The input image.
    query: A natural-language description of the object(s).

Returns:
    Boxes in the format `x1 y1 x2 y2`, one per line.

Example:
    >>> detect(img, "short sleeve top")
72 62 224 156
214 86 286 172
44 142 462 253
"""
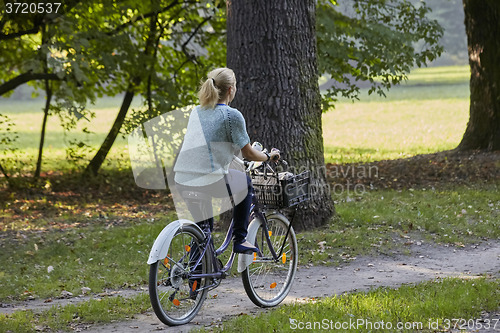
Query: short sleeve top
173 104 250 186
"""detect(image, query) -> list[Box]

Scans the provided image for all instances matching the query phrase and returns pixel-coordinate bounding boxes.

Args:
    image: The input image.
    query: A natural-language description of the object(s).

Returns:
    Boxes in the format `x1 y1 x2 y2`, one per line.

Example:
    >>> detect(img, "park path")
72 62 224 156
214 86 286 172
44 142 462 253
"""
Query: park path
82 241 500 333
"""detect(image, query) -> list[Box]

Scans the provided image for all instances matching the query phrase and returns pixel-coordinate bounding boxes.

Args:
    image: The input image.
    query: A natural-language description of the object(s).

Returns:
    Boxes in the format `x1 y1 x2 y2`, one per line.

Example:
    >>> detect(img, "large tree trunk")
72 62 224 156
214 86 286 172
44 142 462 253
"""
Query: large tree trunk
226 0 335 230
457 0 500 151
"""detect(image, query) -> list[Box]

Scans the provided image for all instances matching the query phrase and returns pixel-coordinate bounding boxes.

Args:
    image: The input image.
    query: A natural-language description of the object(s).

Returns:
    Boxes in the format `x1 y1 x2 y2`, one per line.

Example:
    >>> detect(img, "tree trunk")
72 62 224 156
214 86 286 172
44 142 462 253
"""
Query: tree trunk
84 89 135 176
35 78 52 179
84 14 159 176
457 0 500 151
227 0 335 230
35 26 52 179
0 163 9 179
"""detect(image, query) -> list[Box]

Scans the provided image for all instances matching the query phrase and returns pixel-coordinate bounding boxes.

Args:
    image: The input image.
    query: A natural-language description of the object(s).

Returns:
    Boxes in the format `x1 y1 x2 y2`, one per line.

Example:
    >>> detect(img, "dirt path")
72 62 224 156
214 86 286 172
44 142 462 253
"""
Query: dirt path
2 241 498 331
76 241 499 333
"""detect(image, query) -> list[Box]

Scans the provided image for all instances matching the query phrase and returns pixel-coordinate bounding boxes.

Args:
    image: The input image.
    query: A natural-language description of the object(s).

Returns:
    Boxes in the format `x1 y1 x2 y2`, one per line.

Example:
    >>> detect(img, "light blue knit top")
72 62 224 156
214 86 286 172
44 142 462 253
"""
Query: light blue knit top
173 104 250 186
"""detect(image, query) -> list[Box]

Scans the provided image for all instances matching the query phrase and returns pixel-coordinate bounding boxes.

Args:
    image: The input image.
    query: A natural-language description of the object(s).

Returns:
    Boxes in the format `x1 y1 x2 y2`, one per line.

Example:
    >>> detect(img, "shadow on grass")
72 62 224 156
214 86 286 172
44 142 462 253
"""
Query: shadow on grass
0 167 173 231
1 149 499 231
326 149 500 190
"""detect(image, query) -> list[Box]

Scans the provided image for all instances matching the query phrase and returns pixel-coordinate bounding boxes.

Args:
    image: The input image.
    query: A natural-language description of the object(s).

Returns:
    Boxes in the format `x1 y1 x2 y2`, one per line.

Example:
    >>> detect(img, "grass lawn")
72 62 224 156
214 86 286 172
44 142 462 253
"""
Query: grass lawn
0 216 168 301
322 65 470 164
0 95 136 172
0 293 151 332
1 66 470 169
299 183 500 265
0 183 497 302
2 278 496 332
196 277 499 333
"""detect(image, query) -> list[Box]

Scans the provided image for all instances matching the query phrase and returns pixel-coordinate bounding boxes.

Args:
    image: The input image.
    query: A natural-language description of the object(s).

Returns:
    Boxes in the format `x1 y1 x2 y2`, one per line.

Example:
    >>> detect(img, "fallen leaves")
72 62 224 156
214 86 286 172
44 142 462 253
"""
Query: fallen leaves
327 150 500 190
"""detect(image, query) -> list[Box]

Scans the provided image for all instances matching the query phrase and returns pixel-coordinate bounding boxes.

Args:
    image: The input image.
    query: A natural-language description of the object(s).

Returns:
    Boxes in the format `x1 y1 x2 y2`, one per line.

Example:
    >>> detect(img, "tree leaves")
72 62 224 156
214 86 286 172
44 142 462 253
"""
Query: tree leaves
316 0 444 109
0 0 444 175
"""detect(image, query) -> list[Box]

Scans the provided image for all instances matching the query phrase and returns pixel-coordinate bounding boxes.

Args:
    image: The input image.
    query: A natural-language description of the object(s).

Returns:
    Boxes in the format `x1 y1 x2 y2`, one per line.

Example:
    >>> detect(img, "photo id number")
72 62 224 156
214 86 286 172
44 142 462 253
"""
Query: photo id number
5 2 62 14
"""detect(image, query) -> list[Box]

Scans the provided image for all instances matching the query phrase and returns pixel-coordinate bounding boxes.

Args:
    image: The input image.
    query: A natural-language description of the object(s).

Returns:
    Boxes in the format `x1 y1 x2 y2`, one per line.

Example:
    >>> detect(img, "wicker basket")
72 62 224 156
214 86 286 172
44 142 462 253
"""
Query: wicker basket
252 171 310 208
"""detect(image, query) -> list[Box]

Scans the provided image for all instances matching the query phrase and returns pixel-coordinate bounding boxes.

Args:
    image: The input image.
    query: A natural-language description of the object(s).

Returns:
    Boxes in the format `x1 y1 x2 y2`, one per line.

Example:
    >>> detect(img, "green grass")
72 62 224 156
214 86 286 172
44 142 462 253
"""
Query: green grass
1 184 497 302
0 96 138 172
402 65 470 86
0 214 175 301
323 65 470 164
197 277 499 333
298 183 500 265
1 66 471 171
0 293 150 332
1 278 498 333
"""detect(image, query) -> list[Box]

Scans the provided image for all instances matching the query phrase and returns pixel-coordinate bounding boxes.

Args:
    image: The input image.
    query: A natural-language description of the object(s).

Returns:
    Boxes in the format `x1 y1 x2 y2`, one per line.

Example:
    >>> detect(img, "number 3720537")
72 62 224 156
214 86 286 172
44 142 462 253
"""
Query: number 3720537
443 318 499 331
5 2 62 14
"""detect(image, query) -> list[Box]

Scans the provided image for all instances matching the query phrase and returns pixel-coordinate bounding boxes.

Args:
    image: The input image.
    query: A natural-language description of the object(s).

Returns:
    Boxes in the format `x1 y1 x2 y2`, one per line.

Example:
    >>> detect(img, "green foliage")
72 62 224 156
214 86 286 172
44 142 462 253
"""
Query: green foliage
0 113 18 149
316 0 444 109
1 0 444 116
0 0 445 176
1 0 227 175
0 113 22 180
122 1 227 132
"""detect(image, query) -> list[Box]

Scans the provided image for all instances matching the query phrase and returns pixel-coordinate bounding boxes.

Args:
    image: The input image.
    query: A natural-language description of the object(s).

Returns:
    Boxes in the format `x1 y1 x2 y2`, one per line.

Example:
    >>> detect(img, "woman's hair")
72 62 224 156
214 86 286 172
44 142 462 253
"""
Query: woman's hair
198 67 236 109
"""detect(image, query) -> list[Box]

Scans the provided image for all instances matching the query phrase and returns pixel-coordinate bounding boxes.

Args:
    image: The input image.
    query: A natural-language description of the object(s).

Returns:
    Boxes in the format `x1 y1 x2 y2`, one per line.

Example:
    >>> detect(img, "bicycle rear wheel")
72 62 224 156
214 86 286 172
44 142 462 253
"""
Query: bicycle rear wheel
149 224 211 326
242 213 298 307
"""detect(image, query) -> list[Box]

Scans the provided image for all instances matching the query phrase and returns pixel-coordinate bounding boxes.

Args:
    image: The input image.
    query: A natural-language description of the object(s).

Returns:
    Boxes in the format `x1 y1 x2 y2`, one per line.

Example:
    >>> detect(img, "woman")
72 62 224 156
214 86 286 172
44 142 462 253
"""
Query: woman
173 67 279 254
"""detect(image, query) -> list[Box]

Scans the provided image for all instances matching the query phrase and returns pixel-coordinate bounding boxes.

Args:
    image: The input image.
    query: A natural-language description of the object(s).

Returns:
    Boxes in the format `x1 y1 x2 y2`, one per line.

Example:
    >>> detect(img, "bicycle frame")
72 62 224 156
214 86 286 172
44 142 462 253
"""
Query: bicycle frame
188 191 286 284
181 154 298 292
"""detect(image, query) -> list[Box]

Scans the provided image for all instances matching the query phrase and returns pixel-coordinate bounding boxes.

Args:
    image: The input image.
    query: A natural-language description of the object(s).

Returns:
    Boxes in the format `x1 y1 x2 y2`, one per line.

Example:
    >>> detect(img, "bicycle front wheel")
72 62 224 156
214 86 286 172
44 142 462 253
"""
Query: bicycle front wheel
242 213 298 307
149 224 211 326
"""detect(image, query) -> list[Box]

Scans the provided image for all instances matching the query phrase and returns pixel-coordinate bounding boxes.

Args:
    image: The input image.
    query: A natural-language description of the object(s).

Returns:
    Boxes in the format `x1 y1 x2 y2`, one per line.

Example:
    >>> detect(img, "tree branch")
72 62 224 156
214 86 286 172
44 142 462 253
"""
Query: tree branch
173 15 212 81
105 0 181 36
0 72 62 96
181 15 212 61
0 0 81 40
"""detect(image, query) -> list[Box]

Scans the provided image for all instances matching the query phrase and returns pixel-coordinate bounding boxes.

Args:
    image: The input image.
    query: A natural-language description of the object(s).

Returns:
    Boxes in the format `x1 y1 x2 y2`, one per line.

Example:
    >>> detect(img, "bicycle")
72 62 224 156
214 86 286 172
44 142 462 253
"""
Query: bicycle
147 149 310 326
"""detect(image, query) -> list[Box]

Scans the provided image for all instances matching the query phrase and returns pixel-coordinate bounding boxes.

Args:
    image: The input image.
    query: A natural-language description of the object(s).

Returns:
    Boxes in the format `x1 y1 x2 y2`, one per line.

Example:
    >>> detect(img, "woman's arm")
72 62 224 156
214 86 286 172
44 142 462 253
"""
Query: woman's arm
241 143 280 162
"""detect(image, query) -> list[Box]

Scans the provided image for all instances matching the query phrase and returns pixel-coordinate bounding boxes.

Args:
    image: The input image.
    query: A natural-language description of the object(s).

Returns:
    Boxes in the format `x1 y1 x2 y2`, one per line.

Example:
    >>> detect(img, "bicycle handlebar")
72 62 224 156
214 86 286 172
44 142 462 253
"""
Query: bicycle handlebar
233 151 287 174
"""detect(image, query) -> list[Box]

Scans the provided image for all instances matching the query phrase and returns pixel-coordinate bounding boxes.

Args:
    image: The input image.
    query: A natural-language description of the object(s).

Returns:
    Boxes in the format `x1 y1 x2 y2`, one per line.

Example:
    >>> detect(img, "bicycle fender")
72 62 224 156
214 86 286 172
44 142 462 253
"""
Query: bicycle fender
237 217 261 273
147 219 203 265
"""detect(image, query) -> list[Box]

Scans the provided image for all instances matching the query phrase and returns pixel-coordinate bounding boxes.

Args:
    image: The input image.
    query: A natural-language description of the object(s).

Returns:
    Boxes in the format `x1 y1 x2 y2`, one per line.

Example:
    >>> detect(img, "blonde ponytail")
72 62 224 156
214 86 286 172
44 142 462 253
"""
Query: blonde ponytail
198 67 236 109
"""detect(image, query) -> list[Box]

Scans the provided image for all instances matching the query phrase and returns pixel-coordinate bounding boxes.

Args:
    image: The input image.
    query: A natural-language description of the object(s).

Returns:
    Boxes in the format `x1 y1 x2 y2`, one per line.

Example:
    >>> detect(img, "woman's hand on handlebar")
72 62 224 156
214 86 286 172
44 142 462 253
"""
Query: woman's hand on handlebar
269 148 280 162
241 143 268 162
241 142 281 163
